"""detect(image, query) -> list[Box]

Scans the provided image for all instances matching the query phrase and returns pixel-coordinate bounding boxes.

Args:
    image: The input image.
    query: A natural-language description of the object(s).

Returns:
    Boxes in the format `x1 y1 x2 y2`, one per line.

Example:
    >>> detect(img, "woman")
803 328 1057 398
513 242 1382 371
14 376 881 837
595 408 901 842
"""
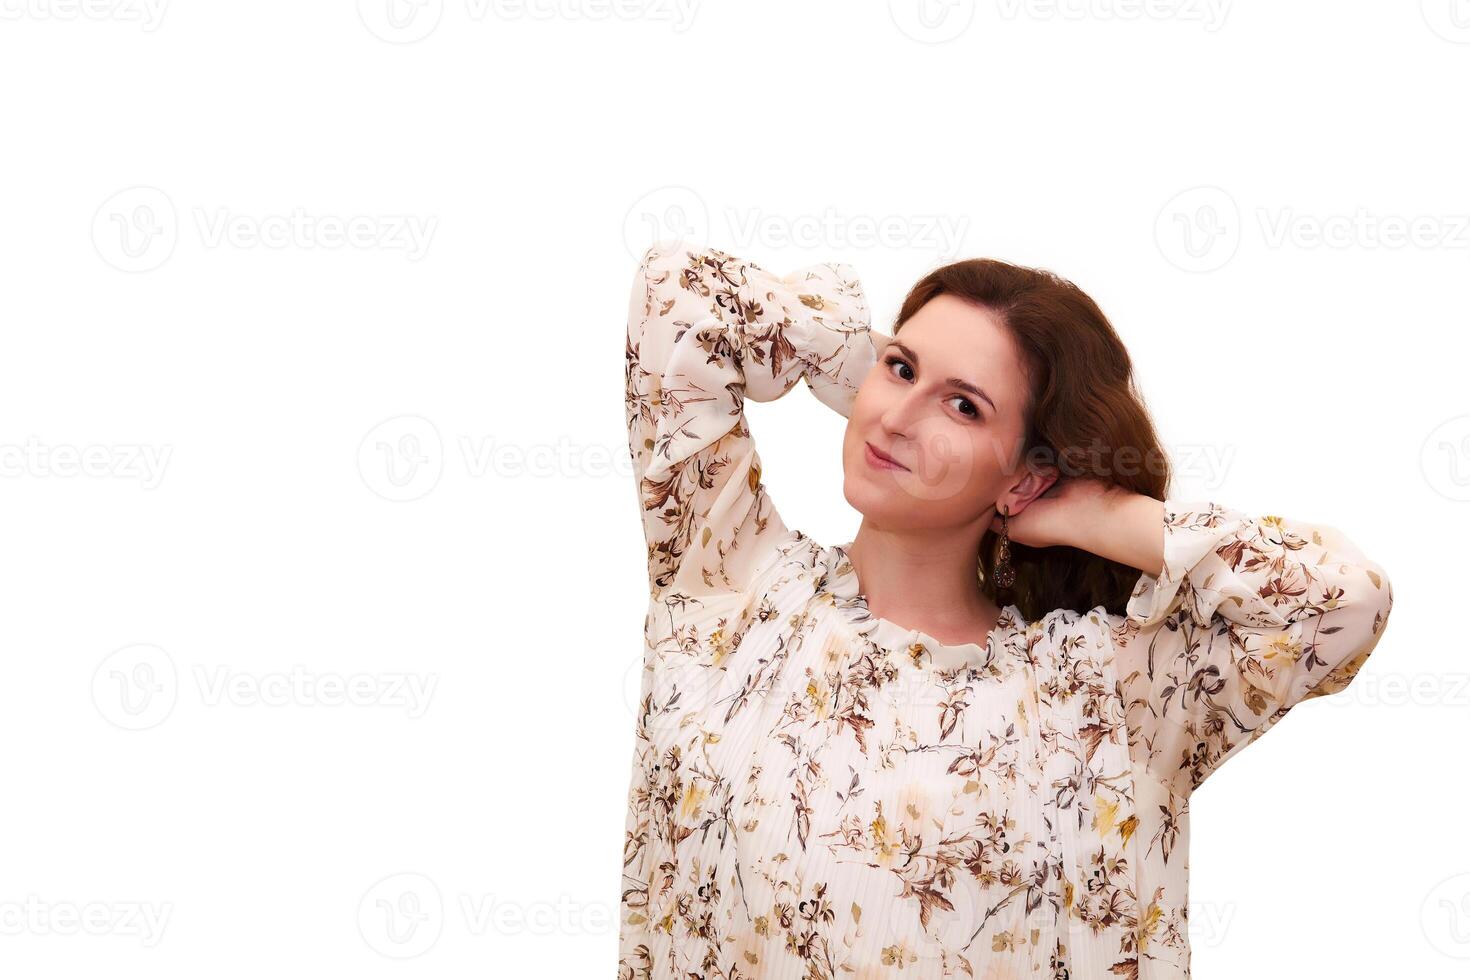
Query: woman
618 241 1393 979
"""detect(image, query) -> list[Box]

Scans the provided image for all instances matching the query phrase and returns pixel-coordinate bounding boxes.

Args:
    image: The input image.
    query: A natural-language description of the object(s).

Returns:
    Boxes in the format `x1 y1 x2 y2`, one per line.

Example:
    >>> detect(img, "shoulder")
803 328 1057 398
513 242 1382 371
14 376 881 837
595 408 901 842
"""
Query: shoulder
1022 603 1122 675
1024 603 1115 640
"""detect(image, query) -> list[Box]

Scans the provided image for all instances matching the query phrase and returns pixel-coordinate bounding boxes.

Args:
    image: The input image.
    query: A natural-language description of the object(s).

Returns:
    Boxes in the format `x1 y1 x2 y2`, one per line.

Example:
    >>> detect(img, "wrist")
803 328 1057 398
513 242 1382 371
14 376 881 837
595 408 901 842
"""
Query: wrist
1074 490 1163 574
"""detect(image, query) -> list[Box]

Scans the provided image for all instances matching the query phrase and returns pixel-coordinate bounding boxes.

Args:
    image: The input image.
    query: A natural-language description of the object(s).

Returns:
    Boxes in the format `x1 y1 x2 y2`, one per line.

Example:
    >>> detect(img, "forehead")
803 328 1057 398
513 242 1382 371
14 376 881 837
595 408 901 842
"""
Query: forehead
896 294 1028 411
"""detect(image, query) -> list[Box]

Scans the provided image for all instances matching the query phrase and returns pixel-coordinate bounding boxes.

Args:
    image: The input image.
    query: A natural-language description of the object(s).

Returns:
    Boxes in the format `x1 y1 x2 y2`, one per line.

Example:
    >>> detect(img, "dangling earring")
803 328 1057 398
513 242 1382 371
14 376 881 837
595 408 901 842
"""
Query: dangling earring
993 504 1015 589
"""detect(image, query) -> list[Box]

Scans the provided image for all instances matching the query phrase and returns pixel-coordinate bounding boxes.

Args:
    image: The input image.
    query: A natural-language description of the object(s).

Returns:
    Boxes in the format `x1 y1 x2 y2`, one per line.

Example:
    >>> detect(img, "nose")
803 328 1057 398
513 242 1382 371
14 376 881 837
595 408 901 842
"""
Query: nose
879 386 925 439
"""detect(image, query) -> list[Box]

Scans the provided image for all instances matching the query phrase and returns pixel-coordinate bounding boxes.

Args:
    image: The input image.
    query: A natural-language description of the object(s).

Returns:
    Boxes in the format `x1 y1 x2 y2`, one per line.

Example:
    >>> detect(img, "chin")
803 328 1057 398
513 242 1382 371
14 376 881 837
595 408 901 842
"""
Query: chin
841 467 915 524
841 429 920 523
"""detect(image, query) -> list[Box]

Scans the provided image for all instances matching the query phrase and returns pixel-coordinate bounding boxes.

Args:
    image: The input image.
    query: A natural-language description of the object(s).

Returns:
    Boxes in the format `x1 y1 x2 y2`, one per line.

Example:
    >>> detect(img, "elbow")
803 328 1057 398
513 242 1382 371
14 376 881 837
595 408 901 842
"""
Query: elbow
638 239 706 279
1351 557 1394 644
1304 560 1394 703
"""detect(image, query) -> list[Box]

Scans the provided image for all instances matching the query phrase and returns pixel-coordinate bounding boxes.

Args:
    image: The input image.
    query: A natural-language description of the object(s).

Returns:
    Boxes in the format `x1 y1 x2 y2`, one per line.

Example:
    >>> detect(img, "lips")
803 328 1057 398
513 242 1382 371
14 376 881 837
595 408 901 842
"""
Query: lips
865 441 909 471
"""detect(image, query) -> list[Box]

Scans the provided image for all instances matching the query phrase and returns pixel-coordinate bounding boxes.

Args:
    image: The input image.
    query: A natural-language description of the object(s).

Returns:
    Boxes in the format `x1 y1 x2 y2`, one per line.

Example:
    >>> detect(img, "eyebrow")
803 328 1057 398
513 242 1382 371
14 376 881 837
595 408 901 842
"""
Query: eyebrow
889 342 997 415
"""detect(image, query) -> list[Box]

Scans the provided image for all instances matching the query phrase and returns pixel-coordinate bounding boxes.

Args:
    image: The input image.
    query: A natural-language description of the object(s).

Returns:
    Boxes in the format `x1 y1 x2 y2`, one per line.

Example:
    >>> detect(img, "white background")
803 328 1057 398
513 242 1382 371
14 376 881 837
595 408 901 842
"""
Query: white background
0 1 1463 977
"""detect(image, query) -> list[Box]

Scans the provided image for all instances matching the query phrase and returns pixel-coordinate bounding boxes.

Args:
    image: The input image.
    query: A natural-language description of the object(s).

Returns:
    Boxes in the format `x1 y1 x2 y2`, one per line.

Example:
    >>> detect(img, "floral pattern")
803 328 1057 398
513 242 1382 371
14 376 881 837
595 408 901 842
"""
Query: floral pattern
618 241 1394 979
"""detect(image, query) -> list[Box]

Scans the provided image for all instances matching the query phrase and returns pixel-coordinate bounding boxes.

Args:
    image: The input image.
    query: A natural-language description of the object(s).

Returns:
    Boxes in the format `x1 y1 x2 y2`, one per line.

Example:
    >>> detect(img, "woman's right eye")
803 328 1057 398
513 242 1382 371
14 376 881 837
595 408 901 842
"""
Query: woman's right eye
884 355 914 382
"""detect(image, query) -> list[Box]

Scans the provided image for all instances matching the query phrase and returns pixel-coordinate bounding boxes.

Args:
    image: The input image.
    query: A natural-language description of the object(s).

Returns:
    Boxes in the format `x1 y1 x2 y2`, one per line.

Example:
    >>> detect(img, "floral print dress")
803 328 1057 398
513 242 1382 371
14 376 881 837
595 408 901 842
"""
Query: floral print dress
618 241 1394 979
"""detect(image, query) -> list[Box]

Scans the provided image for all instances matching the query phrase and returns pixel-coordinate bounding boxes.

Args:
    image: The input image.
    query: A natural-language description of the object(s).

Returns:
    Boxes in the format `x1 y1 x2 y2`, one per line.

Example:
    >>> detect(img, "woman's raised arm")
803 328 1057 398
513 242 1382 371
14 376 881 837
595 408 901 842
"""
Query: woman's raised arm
1107 499 1395 793
624 241 876 600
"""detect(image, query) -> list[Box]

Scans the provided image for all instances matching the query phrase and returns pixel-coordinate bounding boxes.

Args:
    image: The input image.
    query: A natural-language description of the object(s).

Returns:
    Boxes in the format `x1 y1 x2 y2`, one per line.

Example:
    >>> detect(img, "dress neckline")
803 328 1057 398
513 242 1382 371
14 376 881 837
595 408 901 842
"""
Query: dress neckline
824 539 1026 676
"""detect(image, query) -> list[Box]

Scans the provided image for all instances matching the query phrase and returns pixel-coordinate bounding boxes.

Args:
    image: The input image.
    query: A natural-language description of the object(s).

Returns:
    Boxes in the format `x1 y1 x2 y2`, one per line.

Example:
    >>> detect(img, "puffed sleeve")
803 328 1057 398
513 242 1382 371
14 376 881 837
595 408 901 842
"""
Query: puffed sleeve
624 240 876 600
1110 499 1394 794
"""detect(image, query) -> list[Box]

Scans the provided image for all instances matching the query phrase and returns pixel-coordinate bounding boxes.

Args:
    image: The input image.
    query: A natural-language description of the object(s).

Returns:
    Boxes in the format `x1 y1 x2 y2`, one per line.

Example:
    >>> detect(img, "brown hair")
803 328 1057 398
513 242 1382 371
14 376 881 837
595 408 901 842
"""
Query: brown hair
892 258 1170 622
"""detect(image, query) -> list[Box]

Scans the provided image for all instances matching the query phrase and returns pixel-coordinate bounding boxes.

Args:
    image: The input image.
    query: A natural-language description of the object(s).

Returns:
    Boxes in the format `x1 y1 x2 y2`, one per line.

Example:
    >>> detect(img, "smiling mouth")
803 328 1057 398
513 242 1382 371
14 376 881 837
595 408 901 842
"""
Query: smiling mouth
864 442 909 471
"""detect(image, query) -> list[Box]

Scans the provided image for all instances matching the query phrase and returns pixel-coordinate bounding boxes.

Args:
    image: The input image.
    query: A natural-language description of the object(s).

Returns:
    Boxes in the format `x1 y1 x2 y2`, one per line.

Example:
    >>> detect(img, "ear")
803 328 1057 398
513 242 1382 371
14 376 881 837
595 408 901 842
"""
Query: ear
996 465 1059 517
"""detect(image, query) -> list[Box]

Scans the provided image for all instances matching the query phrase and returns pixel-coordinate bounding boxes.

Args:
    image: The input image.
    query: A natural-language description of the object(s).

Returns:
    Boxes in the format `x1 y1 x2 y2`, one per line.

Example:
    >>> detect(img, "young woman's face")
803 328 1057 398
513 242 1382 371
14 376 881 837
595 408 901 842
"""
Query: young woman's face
842 294 1034 533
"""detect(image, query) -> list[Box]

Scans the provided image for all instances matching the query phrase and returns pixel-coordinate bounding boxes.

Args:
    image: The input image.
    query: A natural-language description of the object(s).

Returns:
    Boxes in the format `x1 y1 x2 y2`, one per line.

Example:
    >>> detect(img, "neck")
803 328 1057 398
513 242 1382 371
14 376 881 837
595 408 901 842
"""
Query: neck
843 515 1000 643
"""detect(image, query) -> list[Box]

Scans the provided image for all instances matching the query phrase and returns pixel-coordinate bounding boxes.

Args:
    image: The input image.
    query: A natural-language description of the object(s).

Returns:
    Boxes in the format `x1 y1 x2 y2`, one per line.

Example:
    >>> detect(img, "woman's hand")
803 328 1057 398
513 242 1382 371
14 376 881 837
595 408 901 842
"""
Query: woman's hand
869 328 894 355
987 478 1146 555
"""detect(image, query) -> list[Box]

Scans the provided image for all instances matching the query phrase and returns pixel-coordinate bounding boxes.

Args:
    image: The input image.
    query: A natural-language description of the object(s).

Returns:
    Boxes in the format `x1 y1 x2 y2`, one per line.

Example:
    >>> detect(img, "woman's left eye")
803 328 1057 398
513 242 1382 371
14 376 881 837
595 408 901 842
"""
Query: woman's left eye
884 355 913 382
947 396 979 419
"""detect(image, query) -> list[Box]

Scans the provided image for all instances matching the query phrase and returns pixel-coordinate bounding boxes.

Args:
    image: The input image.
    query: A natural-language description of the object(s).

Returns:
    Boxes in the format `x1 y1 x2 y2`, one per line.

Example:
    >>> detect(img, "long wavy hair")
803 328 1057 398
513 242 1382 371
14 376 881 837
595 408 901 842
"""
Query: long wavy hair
892 258 1170 622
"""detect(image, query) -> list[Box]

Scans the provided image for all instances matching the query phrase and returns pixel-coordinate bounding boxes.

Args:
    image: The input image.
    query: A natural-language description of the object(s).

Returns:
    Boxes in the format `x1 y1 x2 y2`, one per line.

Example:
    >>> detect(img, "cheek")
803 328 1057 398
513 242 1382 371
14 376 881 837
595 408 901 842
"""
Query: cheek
906 425 989 509
851 375 882 413
845 383 883 438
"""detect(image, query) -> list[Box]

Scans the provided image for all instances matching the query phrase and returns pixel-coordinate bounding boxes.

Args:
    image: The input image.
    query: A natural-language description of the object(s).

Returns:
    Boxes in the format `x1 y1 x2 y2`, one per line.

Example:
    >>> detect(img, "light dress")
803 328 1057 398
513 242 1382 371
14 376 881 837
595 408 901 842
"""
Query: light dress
618 240 1394 979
